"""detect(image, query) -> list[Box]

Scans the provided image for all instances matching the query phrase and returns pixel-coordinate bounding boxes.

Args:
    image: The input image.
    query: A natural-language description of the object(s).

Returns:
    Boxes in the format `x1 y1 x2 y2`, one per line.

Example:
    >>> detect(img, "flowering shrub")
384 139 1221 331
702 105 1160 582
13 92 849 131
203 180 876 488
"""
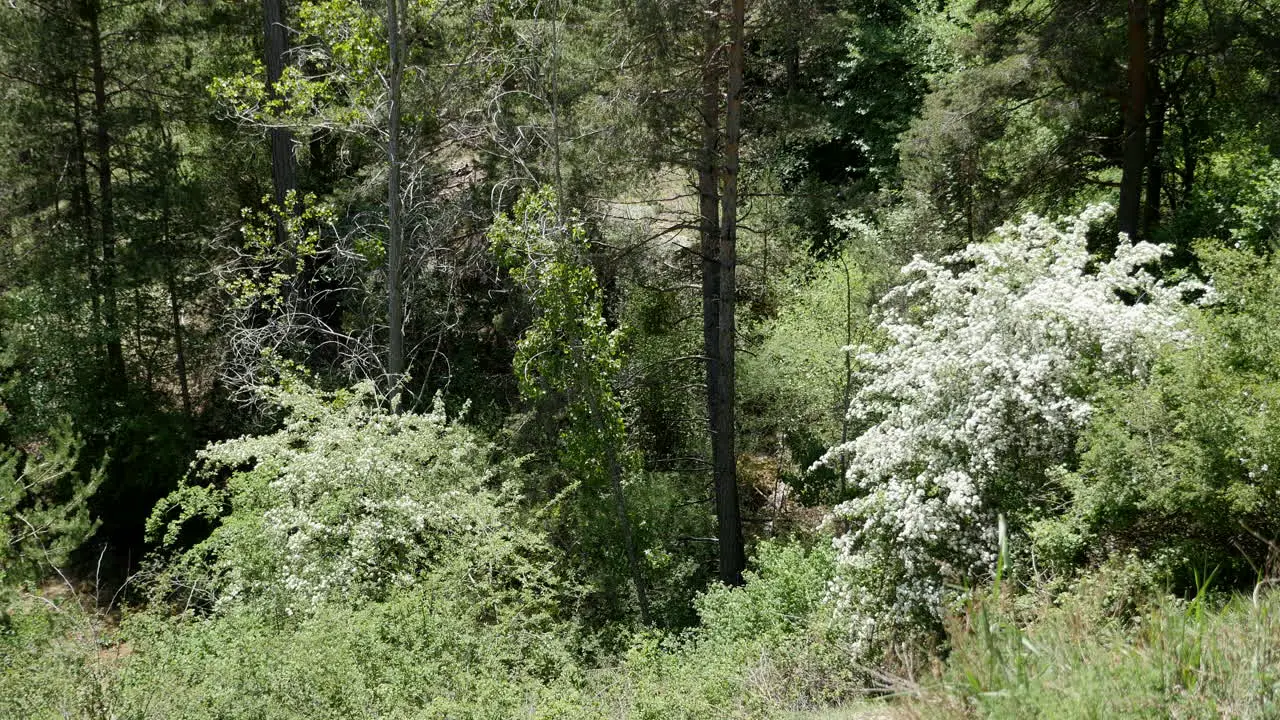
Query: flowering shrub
147 381 562 619
823 205 1193 656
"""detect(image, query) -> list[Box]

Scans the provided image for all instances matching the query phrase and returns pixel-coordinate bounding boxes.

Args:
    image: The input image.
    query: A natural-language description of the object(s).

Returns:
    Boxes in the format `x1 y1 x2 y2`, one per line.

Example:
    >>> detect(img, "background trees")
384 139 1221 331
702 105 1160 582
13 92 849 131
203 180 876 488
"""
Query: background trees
1 0 1279 714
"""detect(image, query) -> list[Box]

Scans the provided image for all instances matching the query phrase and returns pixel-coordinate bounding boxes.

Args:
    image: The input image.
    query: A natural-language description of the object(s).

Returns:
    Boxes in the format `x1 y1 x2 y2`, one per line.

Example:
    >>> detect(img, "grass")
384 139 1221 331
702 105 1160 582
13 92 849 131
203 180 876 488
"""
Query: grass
907 578 1280 719
8 558 1280 718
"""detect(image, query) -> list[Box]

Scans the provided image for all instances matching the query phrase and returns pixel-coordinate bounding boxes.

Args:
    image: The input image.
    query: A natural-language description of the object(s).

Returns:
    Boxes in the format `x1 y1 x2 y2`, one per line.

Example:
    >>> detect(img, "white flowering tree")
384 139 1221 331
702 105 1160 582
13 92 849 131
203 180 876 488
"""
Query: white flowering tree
146 380 563 620
824 205 1193 656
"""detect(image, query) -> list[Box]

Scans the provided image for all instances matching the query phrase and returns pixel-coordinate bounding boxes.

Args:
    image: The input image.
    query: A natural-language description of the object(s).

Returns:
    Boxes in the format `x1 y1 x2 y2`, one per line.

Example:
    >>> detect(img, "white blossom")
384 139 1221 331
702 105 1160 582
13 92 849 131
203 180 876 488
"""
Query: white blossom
821 205 1193 657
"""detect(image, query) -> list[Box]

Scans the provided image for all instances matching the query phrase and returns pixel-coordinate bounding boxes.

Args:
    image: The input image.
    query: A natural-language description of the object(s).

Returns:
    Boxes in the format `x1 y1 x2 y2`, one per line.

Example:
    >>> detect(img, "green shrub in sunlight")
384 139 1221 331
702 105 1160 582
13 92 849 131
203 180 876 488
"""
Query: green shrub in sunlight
919 571 1280 719
738 248 877 502
0 596 110 720
146 380 568 620
577 541 859 719
114 589 581 720
1035 245 1280 590
1156 147 1280 260
696 541 837 645
1 423 102 590
3 535 865 718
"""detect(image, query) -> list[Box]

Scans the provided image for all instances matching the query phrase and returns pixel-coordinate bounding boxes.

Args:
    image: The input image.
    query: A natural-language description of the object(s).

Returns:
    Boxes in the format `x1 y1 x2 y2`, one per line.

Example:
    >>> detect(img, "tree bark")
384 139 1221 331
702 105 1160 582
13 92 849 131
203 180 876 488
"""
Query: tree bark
262 0 297 216
160 171 193 420
715 0 746 587
1118 0 1149 240
87 0 127 392
699 0 722 541
71 78 103 364
386 0 405 396
1143 0 1167 237
166 269 193 420
1180 125 1196 204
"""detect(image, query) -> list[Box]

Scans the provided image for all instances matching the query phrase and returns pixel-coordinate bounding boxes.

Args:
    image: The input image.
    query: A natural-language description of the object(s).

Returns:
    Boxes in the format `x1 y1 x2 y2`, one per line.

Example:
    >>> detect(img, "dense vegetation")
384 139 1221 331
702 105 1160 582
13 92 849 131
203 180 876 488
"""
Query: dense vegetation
2 0 1279 715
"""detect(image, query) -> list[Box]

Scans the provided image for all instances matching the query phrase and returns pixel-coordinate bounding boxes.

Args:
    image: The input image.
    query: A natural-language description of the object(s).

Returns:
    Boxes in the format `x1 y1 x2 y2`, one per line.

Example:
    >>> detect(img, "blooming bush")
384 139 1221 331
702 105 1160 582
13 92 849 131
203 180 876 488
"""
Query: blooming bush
147 380 563 619
823 205 1193 656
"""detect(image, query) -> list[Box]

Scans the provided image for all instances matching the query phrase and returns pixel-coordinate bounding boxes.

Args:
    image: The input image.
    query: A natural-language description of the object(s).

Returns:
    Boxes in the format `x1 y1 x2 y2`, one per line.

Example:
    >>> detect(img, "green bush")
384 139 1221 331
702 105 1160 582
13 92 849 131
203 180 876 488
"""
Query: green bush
1034 245 1280 590
146 380 568 620
0 591 121 720
0 422 102 590
114 590 580 720
571 540 857 719
738 248 877 502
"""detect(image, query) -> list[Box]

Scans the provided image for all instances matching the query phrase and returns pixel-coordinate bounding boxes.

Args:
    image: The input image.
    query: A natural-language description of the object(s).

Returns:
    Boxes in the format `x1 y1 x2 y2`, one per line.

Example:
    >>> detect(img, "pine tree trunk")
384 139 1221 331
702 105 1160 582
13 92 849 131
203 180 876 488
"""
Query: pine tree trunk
262 0 297 216
71 79 103 364
715 0 746 587
161 180 193 420
87 0 127 392
386 0 404 396
166 269 193 420
1143 0 1166 237
699 0 722 527
1118 0 1149 240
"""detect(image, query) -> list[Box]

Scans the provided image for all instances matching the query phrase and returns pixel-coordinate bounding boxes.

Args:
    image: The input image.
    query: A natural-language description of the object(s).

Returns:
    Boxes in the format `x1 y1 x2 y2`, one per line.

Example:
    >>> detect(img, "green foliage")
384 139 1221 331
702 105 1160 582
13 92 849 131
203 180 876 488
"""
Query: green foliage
1036 244 1280 589
0 539 859 720
0 595 118 720
490 186 653 621
587 541 857 719
695 541 837 646
0 424 103 589
739 246 878 501
6 0 1280 711
899 0 1280 251
221 193 334 313
490 186 626 469
920 571 1280 719
1160 148 1280 257
146 379 563 619
113 588 579 720
750 0 937 251
209 0 389 124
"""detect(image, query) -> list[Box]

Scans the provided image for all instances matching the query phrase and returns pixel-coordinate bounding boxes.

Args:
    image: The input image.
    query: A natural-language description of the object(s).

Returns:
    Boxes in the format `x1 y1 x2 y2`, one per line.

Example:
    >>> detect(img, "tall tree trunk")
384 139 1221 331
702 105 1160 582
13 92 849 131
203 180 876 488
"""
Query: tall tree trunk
699 0 722 534
1118 0 1149 240
715 0 746 587
386 0 405 396
160 175 193 420
87 0 127 392
1143 0 1167 236
71 78 102 362
1180 124 1196 204
262 0 297 216
166 269 193 420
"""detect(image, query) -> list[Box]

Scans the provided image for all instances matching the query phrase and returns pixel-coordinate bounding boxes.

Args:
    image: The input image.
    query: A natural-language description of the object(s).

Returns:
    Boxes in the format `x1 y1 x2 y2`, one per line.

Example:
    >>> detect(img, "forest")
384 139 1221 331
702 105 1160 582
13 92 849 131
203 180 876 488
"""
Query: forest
2 0 1280 715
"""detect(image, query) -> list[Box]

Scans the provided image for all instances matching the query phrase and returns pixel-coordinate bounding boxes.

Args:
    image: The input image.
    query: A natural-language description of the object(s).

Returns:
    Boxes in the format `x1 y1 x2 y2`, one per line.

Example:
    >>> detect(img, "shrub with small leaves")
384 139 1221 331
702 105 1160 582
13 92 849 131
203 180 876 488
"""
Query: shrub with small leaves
823 205 1194 658
1036 243 1280 589
147 380 564 620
